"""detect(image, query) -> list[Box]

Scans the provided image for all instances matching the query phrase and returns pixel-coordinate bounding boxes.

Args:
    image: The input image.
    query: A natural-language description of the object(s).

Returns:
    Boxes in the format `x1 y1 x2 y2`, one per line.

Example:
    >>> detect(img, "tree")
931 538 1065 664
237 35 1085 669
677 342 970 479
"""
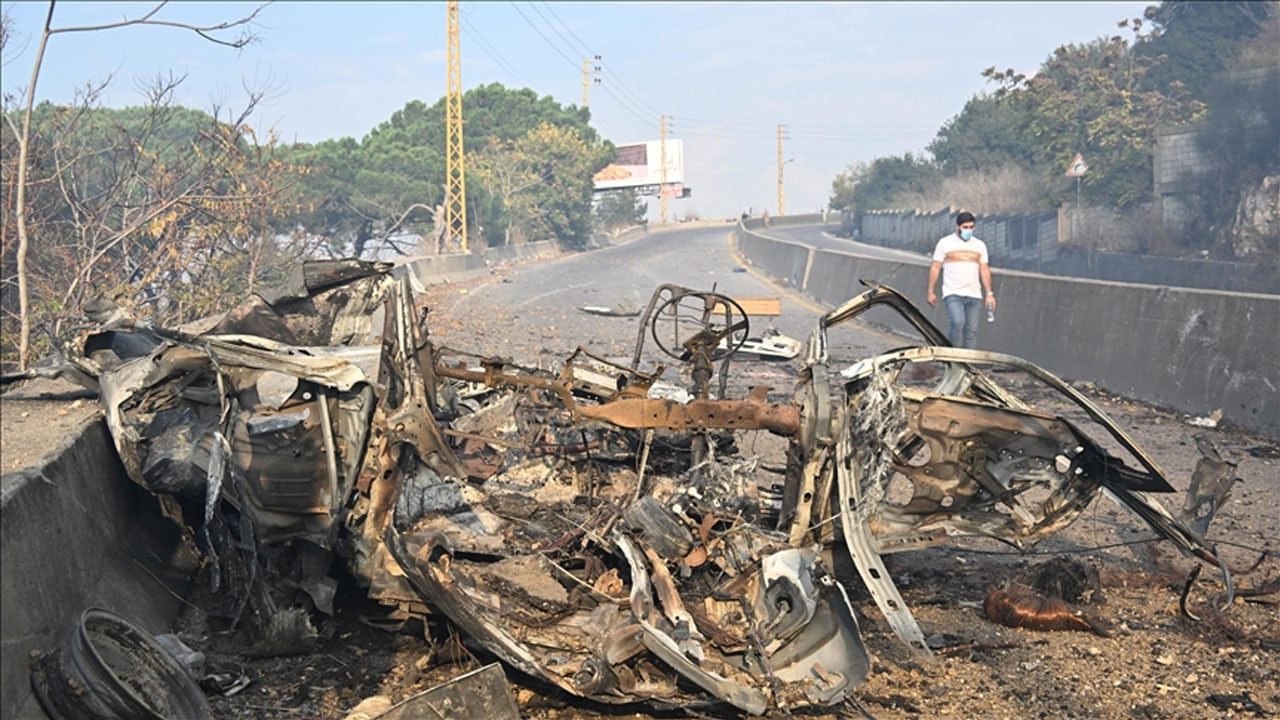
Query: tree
829 154 937 212
285 83 608 254
509 122 612 249
985 30 1205 208
593 188 647 234
829 162 868 211
1136 1 1276 99
5 0 264 370
470 138 542 246
927 93 1038 176
1 85 307 364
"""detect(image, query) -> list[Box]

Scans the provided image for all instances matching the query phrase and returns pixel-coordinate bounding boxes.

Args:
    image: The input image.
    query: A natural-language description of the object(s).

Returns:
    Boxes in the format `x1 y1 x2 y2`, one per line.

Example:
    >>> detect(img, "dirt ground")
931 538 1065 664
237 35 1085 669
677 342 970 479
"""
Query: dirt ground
191 271 1279 720
6 263 1276 720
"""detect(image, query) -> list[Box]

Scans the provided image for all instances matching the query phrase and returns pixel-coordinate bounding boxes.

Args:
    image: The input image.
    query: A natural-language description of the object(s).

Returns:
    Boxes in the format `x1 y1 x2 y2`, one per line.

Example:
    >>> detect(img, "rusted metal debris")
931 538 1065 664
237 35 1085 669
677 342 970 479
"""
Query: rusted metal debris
347 663 521 720
51 267 1235 714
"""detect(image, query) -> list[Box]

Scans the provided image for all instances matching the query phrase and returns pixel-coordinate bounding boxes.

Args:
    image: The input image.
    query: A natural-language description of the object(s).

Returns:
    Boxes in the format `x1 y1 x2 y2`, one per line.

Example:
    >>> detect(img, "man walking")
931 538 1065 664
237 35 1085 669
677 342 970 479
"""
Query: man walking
926 211 996 348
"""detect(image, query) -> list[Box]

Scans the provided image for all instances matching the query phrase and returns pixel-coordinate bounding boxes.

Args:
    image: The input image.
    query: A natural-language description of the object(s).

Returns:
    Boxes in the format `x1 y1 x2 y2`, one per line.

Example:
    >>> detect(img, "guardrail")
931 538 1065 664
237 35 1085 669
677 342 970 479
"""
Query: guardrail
737 220 1280 434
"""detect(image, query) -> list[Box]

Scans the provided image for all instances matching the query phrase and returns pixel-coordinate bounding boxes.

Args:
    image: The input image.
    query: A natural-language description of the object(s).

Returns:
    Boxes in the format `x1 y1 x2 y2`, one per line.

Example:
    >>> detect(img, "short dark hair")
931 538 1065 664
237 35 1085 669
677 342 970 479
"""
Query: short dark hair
956 211 976 226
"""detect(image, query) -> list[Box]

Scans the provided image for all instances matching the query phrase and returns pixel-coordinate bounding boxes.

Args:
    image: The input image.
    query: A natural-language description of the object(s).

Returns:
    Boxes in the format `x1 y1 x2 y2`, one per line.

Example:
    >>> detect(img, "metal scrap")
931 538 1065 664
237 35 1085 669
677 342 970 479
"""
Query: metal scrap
53 266 1235 714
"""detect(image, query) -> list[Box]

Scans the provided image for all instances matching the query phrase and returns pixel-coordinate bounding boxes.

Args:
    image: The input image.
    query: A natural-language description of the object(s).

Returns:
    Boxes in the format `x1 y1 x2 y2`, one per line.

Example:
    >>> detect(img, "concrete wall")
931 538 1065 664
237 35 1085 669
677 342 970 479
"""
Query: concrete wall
1 411 194 718
389 241 560 289
737 222 1280 435
590 218 738 249
480 240 558 264
0 235 590 716
845 208 1278 295
1154 125 1209 194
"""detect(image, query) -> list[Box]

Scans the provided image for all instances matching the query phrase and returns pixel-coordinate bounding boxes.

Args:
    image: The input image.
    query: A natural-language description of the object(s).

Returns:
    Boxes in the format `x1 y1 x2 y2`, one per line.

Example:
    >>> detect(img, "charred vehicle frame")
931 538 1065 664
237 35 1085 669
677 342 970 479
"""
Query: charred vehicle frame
49 264 1231 715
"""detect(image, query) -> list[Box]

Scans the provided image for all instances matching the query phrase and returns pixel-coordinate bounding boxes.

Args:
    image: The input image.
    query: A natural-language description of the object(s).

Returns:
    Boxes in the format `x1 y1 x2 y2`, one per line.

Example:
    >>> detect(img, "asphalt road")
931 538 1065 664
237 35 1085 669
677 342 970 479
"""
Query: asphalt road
426 225 907 385
411 224 1279 720
762 223 932 262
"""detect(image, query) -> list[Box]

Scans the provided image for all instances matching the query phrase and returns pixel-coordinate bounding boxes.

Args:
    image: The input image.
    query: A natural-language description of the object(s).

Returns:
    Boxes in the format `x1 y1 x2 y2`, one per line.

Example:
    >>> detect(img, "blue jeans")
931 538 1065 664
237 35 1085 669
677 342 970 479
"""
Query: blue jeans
944 295 982 349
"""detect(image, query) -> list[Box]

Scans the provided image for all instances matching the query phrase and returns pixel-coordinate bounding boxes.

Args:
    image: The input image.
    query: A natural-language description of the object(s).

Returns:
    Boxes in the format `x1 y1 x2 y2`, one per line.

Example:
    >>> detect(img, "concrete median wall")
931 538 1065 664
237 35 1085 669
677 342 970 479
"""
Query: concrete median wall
481 240 559 264
846 208 1277 295
1 412 192 718
737 222 1280 434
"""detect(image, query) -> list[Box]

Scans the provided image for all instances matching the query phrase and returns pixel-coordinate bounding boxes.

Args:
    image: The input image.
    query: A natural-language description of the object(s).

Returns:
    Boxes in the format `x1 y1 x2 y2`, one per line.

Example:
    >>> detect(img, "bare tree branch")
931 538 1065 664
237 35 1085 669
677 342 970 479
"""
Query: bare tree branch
6 1 276 367
47 2 268 49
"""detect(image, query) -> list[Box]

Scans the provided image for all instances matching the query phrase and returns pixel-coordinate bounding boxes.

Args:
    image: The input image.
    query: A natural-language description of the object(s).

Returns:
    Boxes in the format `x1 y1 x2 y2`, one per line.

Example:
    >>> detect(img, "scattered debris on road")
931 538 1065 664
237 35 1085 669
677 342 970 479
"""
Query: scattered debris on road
37 264 1247 715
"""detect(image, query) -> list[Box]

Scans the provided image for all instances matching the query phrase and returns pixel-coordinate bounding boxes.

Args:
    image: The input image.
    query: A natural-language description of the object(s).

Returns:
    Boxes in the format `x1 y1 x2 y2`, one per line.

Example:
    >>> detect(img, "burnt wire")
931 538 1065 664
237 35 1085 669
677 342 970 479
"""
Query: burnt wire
844 696 882 720
933 534 1275 561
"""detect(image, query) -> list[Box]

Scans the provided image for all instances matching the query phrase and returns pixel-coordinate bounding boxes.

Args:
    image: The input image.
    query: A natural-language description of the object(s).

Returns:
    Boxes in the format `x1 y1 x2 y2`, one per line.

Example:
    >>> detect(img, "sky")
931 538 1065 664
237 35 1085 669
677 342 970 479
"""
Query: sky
2 1 1151 221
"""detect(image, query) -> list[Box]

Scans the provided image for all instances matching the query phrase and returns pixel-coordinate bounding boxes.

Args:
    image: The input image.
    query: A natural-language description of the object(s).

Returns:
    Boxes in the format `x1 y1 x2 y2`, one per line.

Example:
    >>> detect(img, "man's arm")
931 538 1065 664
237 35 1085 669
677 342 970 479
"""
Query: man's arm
981 262 996 310
927 261 942 307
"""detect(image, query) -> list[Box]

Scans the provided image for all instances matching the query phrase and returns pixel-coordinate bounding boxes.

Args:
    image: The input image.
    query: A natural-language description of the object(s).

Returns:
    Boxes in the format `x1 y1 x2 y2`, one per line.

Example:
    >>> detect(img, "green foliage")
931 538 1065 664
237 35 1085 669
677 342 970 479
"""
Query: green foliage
284 83 609 253
1 96 307 366
828 154 937 212
927 94 1038 176
835 0 1272 220
593 188 647 233
1136 1 1275 98
985 32 1205 208
511 122 612 249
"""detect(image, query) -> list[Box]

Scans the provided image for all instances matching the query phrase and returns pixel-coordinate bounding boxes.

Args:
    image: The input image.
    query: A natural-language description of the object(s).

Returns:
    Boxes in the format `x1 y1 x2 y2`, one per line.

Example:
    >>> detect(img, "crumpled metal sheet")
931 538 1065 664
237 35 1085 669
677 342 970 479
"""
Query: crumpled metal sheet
791 280 1230 661
62 267 1234 712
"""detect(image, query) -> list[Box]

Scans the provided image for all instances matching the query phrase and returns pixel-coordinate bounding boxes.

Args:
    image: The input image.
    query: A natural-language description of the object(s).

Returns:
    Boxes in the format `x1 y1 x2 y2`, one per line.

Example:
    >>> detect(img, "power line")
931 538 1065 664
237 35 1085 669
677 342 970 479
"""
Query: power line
601 66 663 118
461 11 625 141
601 86 657 126
508 1 581 71
527 2 587 65
515 0 653 128
537 1 595 57
460 19 539 91
534 2 665 119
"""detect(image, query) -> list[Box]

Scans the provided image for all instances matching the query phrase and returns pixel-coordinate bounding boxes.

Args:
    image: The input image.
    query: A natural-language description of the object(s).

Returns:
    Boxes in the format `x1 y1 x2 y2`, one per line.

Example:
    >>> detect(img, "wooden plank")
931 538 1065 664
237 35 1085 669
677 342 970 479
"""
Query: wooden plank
715 296 782 316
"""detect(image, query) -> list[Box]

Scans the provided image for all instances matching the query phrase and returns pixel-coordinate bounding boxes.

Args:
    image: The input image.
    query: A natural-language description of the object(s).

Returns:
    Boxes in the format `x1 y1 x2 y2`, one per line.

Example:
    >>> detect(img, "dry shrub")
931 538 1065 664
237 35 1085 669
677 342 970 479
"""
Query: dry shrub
890 164 1043 215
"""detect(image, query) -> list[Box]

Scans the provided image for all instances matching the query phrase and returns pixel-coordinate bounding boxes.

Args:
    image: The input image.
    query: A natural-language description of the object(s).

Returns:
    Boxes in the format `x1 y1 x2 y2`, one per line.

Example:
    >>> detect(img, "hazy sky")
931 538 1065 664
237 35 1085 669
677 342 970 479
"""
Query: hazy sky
2 1 1150 220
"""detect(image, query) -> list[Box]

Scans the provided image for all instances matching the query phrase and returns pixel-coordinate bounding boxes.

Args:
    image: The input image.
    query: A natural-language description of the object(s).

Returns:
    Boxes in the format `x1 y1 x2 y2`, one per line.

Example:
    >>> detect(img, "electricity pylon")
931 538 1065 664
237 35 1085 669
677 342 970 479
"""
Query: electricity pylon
777 124 789 217
660 114 668 223
582 56 601 107
445 0 468 250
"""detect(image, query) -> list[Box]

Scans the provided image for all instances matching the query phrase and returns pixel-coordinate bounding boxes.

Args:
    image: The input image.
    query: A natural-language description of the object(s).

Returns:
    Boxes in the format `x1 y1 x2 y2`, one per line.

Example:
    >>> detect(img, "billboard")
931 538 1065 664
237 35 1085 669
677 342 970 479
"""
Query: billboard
593 139 685 192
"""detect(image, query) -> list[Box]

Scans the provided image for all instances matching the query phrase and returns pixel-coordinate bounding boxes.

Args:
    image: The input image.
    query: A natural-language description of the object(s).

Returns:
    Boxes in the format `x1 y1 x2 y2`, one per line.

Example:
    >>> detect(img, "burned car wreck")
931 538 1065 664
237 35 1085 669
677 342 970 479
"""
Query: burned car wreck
56 263 1231 714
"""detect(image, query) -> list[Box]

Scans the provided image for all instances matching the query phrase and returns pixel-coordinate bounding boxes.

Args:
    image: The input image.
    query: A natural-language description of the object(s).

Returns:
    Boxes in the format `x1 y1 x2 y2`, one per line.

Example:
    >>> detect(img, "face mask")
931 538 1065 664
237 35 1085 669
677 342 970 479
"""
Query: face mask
960 229 974 240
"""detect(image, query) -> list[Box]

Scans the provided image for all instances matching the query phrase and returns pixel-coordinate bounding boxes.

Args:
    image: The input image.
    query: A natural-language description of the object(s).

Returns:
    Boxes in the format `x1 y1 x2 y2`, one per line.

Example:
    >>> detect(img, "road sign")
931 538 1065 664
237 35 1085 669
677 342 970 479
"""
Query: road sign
1065 154 1088 177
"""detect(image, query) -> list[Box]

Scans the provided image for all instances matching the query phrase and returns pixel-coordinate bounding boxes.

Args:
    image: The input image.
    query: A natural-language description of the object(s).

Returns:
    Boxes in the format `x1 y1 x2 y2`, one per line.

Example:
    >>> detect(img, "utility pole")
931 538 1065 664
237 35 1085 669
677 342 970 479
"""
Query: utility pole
777 123 789 217
581 55 601 107
660 114 668 224
445 0 468 251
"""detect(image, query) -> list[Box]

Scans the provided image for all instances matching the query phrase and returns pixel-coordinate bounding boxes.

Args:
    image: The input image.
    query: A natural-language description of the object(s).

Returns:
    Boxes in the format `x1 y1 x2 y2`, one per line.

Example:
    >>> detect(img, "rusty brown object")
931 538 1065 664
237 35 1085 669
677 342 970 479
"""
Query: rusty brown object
437 361 799 435
984 585 1110 637
441 428 521 448
436 363 575 407
577 397 800 436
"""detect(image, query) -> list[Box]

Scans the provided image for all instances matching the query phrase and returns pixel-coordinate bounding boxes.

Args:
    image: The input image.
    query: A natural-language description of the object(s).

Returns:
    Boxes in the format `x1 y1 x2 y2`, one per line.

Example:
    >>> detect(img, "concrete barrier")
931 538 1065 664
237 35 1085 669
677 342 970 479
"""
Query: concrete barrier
1 406 194 718
392 252 490 288
741 212 828 232
481 240 559 264
738 227 817 291
736 222 1280 434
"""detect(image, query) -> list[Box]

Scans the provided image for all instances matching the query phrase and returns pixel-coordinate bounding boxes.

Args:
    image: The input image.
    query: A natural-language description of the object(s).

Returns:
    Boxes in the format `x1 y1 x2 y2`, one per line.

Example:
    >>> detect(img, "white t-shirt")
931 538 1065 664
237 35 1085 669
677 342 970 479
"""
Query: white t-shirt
932 233 989 299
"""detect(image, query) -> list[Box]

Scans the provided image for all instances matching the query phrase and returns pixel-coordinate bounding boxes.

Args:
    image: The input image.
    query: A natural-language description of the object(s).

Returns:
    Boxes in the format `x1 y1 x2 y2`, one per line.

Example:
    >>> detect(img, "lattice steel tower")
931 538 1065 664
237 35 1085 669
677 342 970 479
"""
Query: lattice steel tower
445 0 468 250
